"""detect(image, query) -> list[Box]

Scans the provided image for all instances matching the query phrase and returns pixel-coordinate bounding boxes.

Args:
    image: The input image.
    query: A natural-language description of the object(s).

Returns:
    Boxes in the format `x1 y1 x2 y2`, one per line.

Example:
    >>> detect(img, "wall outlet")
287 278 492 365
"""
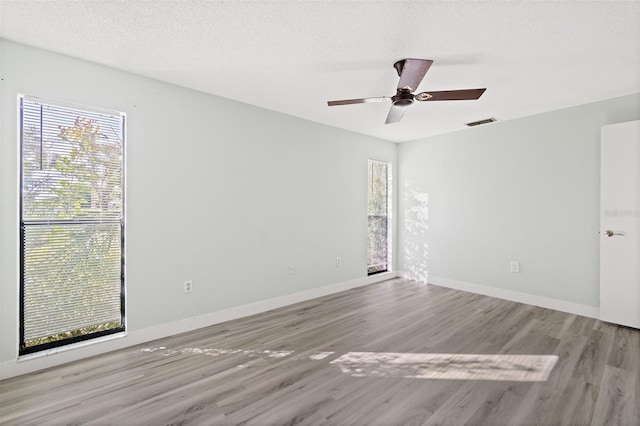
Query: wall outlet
336 257 342 267
510 261 520 273
288 264 295 275
184 280 193 293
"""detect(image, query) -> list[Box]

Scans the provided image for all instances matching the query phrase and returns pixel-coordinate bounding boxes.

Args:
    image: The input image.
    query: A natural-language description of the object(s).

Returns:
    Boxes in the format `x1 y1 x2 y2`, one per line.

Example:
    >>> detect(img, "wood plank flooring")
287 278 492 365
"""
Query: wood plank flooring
1 278 639 425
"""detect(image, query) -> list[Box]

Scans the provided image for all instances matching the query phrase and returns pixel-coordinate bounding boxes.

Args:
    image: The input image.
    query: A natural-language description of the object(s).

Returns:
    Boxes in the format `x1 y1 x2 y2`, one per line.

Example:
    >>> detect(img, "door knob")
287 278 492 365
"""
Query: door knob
603 230 625 237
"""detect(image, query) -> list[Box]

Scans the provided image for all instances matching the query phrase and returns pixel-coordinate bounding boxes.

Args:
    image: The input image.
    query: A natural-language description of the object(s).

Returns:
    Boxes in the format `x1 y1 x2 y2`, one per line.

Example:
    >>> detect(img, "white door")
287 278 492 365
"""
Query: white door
600 120 640 329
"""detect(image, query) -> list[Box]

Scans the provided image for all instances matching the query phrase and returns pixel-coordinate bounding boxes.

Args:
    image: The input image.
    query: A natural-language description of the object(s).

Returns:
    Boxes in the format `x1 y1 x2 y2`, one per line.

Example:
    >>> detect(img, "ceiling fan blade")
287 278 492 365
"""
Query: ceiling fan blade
327 97 388 106
415 88 486 101
385 105 405 124
396 59 433 92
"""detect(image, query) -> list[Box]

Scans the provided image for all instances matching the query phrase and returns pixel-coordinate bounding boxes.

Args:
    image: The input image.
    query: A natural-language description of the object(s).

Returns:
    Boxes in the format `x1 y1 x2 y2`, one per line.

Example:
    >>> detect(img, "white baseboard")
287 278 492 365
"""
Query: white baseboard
0 272 398 380
403 273 599 319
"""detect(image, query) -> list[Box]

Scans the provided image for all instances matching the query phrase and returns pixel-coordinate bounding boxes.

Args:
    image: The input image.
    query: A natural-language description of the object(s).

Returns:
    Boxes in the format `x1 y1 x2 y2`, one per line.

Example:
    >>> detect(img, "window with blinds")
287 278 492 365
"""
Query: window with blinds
20 97 125 354
368 160 390 275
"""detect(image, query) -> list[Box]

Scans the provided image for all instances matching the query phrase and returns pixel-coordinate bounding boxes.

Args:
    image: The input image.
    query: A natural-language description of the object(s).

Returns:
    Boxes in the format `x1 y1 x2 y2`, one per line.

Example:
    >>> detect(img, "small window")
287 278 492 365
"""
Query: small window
367 160 390 275
19 96 126 354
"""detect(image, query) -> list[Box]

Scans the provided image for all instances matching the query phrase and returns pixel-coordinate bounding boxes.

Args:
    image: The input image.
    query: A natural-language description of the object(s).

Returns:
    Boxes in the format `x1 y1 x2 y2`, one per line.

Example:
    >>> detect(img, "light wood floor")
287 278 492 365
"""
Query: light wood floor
1 278 639 425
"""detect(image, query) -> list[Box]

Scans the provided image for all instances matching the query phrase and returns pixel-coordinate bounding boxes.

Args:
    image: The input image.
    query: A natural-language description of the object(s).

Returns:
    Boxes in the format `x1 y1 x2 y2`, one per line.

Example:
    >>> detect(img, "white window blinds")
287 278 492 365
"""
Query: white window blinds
20 97 125 353
368 160 389 275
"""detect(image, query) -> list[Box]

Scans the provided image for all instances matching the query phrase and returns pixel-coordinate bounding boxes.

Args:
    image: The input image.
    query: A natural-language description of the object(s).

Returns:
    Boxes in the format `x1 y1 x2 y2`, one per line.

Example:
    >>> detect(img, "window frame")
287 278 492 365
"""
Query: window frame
367 159 392 276
18 95 127 355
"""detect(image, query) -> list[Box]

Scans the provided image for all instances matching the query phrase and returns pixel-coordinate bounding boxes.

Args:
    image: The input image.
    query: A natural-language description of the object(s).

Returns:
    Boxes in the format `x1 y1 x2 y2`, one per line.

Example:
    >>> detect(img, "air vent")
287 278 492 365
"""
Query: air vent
466 117 496 127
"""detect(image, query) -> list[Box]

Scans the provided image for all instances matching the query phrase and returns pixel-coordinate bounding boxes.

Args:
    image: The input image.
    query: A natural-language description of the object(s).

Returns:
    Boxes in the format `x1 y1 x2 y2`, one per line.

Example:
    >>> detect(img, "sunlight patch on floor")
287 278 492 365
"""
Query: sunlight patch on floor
331 352 558 382
309 351 335 360
137 347 294 359
135 347 339 362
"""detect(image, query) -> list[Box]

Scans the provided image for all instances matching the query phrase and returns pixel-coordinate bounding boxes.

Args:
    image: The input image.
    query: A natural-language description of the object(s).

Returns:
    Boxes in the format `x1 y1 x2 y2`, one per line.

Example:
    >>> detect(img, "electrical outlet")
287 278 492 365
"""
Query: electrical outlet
336 257 342 267
184 280 193 293
288 264 295 275
510 261 520 273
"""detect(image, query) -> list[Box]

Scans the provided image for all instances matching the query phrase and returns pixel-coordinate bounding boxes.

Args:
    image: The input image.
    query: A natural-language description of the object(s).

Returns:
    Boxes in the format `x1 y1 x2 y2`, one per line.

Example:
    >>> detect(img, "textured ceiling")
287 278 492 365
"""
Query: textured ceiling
1 1 639 142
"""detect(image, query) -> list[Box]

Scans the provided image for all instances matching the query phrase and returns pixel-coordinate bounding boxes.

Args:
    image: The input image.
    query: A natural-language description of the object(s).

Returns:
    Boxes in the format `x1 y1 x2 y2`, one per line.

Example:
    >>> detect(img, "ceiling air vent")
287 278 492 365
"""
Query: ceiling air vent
466 117 496 127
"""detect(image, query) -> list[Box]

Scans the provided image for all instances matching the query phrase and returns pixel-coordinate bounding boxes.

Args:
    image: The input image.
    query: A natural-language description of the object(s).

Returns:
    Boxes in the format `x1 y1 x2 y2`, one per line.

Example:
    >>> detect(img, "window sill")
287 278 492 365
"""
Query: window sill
17 331 128 362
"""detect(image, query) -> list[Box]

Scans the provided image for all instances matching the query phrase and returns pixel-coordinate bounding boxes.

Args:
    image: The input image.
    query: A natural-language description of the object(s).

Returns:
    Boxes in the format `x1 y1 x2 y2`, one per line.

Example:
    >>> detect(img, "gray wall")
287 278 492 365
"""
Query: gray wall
398 93 640 307
0 40 397 364
3 37 639 372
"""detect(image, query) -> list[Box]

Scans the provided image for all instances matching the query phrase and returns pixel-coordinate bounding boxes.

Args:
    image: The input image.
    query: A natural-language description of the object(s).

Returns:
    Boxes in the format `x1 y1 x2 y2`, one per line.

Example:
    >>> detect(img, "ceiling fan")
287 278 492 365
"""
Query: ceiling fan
327 58 486 124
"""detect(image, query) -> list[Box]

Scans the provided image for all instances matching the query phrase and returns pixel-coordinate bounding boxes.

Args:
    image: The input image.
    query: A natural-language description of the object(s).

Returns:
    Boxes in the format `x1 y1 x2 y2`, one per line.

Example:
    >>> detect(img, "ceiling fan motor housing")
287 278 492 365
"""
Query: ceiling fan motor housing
392 90 414 108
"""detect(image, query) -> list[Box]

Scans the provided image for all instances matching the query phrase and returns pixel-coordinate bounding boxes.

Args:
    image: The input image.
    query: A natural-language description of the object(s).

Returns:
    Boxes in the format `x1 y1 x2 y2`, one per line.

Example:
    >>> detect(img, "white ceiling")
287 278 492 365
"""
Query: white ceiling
1 1 639 142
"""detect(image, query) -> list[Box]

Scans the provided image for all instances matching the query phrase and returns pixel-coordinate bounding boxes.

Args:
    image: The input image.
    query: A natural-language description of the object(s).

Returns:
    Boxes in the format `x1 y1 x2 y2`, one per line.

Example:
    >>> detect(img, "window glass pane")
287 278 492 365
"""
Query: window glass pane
22 102 123 221
368 161 388 216
23 223 122 347
368 216 388 273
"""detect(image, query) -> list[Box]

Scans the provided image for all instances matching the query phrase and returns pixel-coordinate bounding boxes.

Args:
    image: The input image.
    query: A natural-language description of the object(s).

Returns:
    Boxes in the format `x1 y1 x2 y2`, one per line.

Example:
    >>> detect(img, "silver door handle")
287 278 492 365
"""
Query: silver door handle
602 230 625 237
